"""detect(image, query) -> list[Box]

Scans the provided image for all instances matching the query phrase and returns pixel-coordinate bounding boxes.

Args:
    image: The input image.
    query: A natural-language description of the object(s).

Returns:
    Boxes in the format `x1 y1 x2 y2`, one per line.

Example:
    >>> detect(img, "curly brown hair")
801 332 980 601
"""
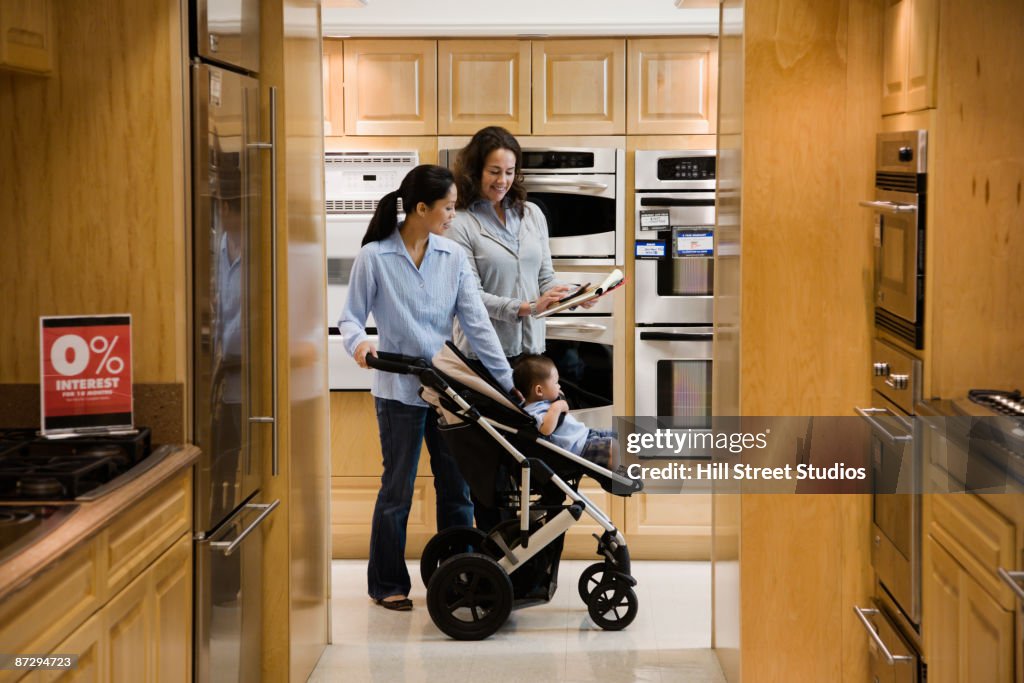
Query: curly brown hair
453 126 527 214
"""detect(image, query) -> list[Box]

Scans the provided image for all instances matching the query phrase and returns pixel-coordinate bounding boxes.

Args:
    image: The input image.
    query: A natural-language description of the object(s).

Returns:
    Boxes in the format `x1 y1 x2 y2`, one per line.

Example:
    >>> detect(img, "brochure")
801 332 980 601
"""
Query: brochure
534 269 625 318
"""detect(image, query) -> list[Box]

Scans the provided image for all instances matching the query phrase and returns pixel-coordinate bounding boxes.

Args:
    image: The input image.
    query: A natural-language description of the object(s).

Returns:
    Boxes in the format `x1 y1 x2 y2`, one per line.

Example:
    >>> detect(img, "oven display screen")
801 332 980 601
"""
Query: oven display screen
675 230 713 257
635 240 666 258
657 156 715 181
521 151 595 169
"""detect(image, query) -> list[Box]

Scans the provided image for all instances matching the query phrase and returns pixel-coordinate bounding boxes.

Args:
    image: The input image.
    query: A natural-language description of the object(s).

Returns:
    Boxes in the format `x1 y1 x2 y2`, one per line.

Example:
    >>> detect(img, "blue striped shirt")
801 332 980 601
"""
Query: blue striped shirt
338 229 514 406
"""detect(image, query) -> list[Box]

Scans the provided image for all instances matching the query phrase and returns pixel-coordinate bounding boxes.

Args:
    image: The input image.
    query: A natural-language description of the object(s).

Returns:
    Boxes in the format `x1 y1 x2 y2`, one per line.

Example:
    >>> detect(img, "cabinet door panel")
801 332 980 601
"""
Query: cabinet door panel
924 537 962 683
343 40 437 136
323 38 344 136
532 39 625 135
627 37 717 135
439 40 530 135
904 0 938 111
881 0 909 114
104 577 150 683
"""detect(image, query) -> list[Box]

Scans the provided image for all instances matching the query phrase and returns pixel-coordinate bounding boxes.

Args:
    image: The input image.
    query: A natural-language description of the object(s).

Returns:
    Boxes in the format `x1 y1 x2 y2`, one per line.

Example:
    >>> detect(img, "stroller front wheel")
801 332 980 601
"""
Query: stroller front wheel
427 552 514 640
577 562 606 602
586 578 638 631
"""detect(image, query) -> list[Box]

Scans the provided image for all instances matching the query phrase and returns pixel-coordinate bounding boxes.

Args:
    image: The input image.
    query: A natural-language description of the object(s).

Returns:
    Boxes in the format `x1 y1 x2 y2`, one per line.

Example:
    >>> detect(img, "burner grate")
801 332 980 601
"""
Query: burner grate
968 389 1024 417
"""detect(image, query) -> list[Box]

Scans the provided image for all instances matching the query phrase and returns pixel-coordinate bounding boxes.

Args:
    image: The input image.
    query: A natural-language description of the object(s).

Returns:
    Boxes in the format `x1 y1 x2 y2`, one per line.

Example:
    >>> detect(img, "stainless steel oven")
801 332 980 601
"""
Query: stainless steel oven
634 327 712 424
855 338 924 682
859 130 927 349
634 150 716 325
544 314 614 430
441 145 625 266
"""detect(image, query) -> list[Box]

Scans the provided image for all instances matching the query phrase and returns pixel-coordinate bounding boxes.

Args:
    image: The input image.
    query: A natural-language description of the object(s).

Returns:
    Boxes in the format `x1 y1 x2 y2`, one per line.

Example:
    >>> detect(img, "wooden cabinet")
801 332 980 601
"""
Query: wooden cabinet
322 38 344 137
882 0 938 114
42 534 192 683
627 37 717 135
342 39 437 136
924 493 1019 683
438 39 531 135
532 38 625 135
0 0 53 75
0 469 192 683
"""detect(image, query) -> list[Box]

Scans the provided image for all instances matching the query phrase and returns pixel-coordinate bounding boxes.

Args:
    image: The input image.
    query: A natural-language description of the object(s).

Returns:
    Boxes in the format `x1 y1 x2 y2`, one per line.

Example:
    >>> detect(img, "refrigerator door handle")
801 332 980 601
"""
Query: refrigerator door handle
247 86 280 477
210 499 280 556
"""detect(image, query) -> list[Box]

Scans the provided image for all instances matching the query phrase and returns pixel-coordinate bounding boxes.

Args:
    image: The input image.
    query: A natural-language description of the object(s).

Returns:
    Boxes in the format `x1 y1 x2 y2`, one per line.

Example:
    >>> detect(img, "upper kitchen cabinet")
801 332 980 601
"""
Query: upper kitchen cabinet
438 39 531 135
323 38 344 136
882 0 938 114
532 38 625 135
343 39 437 136
627 37 717 135
0 0 53 75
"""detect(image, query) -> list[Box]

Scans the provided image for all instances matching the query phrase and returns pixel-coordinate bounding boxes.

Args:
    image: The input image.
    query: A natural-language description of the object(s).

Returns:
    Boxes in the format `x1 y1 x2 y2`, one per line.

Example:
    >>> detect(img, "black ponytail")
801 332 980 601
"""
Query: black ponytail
360 164 456 246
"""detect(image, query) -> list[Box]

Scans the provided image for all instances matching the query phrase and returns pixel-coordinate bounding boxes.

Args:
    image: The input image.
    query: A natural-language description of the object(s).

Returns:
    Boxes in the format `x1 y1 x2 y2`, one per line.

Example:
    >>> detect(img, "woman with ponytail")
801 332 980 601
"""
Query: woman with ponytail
338 164 514 611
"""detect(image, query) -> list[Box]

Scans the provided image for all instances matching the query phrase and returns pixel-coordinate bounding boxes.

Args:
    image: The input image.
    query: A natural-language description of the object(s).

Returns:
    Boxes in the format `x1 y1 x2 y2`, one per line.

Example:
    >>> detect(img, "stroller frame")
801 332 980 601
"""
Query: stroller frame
367 343 641 640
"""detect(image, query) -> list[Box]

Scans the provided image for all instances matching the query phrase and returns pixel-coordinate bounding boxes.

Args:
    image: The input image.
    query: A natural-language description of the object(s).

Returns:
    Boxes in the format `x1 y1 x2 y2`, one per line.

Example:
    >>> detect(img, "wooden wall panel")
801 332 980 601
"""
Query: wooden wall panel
927 0 1024 398
0 0 186 384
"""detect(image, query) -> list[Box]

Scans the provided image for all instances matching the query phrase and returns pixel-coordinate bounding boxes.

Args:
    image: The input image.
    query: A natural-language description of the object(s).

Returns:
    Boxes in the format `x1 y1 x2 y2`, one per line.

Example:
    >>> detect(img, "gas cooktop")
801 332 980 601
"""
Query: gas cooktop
0 428 151 503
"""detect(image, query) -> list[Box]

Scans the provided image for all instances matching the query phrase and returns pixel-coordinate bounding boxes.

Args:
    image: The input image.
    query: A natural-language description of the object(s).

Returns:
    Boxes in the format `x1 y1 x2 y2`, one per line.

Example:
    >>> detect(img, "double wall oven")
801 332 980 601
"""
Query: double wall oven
634 150 716 422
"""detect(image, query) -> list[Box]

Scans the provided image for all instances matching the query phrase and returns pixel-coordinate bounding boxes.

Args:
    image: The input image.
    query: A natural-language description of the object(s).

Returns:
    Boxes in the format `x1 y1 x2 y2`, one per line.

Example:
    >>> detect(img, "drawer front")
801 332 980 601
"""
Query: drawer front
103 472 191 596
0 543 100 683
930 493 1017 609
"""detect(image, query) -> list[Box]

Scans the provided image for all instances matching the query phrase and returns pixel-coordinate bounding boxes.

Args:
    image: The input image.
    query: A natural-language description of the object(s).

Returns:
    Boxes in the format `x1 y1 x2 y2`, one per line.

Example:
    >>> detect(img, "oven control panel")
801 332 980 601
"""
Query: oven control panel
872 339 921 415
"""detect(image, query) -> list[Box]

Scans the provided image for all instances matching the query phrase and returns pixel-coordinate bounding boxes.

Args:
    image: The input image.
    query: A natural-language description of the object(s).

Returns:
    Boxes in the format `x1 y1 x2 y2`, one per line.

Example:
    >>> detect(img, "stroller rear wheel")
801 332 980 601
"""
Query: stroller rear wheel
420 526 488 587
577 562 606 602
427 552 514 640
586 578 638 631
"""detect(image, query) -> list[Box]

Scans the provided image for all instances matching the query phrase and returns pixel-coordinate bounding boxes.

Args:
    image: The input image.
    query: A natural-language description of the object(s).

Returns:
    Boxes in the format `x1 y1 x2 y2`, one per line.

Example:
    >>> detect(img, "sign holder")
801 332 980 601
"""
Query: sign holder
39 314 135 437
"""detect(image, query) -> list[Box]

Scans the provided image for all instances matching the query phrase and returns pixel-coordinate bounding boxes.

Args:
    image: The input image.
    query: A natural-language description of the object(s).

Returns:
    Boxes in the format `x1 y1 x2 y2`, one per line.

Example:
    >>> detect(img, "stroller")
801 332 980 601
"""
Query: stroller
366 342 643 641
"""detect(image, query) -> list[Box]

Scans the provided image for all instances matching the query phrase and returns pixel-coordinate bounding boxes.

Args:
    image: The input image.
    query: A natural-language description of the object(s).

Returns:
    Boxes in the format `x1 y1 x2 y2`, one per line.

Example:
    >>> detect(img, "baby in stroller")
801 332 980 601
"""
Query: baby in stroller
513 354 619 470
369 342 643 641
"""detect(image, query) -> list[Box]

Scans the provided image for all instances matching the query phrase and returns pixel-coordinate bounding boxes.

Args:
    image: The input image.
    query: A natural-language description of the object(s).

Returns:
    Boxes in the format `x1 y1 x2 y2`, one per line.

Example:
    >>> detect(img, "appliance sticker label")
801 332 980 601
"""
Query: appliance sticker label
639 210 670 229
635 240 666 259
39 314 134 435
675 231 714 257
210 69 222 107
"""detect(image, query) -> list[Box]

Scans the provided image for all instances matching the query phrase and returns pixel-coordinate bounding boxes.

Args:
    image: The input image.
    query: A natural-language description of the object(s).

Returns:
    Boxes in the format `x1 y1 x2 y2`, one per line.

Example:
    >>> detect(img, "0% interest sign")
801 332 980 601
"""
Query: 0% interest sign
40 315 134 435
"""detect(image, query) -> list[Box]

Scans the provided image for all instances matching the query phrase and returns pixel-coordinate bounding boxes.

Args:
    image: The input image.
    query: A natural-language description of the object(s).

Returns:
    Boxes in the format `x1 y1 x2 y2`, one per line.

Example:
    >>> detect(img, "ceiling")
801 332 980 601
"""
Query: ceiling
321 0 722 37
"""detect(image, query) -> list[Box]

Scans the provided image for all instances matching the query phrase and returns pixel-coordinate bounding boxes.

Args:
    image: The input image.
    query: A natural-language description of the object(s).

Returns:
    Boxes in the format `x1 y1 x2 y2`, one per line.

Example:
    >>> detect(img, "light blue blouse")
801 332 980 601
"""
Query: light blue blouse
338 229 514 406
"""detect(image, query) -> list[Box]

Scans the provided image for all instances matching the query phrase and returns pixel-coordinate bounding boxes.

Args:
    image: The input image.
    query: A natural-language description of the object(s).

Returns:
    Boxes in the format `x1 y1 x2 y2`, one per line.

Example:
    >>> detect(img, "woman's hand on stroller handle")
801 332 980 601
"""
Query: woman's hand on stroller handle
354 340 377 369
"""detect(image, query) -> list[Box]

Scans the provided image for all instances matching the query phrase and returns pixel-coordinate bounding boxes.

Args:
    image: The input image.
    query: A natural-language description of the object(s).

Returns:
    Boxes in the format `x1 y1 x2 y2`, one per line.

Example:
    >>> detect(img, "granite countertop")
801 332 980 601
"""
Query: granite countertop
0 444 199 601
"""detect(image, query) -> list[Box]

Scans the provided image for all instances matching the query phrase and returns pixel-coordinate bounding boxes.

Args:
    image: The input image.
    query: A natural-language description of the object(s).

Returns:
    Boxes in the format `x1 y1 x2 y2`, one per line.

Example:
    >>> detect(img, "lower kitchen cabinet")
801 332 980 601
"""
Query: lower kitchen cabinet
41 533 192 683
924 492 1020 683
925 535 1015 683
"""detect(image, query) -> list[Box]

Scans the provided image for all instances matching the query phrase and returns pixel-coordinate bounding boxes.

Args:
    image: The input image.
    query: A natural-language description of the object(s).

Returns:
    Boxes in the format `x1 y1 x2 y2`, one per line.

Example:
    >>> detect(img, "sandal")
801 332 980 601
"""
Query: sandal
374 597 413 611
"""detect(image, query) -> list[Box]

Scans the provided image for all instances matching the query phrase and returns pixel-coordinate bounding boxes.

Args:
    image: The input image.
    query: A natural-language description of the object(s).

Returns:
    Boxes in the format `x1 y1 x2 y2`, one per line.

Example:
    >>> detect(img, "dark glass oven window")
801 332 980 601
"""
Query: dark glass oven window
529 194 615 239
543 340 612 410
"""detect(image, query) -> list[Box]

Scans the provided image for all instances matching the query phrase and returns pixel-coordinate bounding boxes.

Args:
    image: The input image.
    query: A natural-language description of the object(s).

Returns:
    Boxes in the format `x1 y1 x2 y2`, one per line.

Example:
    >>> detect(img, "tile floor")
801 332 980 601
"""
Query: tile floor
308 559 725 682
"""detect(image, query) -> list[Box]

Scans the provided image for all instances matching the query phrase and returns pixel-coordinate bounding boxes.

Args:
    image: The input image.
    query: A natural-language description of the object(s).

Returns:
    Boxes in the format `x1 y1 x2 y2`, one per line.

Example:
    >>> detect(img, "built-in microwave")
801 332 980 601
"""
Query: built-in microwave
859 130 927 350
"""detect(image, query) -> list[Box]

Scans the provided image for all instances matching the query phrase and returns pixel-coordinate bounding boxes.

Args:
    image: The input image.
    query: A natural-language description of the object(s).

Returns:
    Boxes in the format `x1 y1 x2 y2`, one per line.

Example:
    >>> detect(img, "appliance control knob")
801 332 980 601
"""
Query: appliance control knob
873 362 890 377
898 146 913 162
888 374 909 390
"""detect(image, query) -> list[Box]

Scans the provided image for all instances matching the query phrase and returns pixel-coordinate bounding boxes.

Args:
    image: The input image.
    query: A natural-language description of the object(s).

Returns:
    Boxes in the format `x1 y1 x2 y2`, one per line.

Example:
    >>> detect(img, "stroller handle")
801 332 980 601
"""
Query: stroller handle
365 351 429 375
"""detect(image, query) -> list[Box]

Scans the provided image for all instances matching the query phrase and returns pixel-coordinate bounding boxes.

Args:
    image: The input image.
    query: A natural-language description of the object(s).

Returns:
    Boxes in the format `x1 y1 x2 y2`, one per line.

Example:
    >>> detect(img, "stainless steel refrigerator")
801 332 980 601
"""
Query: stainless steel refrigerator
191 1 278 681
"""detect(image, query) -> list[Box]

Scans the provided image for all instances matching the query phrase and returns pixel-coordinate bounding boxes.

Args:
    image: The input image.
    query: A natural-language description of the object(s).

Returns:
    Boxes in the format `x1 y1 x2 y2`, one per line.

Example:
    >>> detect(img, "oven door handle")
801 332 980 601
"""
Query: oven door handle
855 407 913 443
544 321 607 332
997 567 1024 603
852 607 915 666
858 200 917 214
523 178 608 191
639 331 713 341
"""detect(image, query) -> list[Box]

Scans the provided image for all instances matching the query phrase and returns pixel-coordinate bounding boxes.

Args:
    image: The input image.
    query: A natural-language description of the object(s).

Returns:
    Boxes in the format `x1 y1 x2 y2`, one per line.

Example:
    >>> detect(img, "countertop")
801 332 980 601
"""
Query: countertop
0 443 199 601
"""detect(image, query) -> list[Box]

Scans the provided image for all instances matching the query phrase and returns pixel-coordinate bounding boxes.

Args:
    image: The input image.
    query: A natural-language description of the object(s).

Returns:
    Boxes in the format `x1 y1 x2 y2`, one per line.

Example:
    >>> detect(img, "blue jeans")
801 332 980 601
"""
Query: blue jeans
368 397 474 600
